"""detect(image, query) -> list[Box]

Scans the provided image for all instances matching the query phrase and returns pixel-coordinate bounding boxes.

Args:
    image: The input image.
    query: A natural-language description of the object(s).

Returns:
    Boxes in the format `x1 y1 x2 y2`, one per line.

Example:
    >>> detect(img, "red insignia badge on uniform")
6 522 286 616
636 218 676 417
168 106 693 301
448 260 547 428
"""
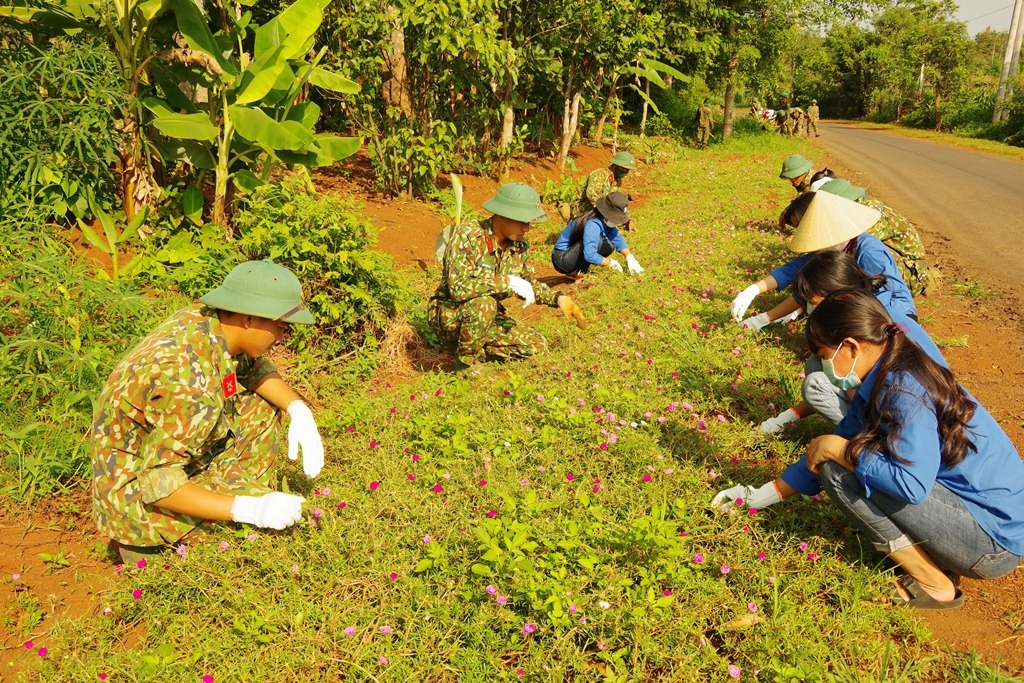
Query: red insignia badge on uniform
222 372 237 397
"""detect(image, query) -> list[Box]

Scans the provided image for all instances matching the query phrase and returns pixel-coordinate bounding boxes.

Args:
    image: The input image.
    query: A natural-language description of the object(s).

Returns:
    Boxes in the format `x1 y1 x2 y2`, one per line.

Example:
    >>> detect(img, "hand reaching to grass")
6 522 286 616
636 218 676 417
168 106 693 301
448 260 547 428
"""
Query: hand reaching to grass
711 481 782 512
231 492 305 530
557 295 586 329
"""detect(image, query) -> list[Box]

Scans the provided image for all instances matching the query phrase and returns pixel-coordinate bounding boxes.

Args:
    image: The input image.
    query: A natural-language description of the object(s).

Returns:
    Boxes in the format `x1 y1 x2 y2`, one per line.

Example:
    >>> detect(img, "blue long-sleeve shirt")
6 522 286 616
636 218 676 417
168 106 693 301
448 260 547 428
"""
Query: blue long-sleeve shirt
553 216 629 266
781 328 1024 556
770 233 917 318
780 312 945 495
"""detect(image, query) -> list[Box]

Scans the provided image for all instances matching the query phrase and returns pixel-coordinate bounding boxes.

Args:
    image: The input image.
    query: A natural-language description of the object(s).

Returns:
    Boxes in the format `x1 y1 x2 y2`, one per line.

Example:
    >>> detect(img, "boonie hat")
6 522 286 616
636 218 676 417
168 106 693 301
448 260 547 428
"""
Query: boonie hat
818 178 866 202
609 151 636 170
200 260 315 324
483 182 548 223
779 154 813 179
595 191 631 227
811 99 817 104
788 191 881 253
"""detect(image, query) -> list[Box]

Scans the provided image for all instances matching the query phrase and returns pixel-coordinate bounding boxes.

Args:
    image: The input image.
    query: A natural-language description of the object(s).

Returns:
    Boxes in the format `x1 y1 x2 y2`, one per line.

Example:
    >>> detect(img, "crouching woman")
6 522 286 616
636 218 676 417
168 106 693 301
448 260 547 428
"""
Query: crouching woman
805 291 1024 609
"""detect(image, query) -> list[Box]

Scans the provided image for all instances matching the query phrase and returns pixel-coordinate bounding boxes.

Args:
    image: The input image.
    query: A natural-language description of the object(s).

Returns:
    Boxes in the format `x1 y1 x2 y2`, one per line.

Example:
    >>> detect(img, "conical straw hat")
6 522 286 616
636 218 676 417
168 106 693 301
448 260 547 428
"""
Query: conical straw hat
788 190 882 253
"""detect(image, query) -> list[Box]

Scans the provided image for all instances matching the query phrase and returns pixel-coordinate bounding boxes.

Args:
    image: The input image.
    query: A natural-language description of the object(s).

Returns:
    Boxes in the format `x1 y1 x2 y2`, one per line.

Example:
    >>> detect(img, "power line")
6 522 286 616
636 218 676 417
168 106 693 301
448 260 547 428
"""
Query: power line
964 3 1015 24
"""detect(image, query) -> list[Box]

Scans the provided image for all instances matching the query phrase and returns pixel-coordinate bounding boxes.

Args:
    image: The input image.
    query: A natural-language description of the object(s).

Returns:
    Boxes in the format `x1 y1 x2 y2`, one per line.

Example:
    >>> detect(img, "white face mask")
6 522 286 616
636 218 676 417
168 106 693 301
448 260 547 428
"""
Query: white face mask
821 344 861 391
805 302 816 314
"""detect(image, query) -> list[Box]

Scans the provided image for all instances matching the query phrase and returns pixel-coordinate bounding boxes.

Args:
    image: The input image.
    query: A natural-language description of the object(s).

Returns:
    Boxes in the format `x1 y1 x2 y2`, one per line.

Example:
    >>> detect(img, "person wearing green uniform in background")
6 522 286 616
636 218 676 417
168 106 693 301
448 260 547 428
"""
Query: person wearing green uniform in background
695 98 714 148
777 93 792 136
576 151 637 225
789 104 806 136
429 182 586 368
779 153 814 193
807 99 820 137
91 260 324 565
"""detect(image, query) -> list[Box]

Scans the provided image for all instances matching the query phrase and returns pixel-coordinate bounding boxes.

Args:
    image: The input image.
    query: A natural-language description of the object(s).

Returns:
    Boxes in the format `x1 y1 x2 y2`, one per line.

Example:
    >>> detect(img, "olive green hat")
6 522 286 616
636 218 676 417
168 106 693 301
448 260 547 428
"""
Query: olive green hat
200 260 315 324
788 191 881 253
483 182 548 223
818 178 865 202
811 99 817 104
609 151 636 170
779 154 813 179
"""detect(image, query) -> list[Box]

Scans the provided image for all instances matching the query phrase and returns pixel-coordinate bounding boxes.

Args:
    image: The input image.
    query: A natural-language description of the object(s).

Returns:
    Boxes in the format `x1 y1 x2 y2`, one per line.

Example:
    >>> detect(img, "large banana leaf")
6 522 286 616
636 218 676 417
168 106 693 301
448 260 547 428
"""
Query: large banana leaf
233 45 289 105
169 0 237 80
228 105 305 151
151 113 220 141
307 66 360 94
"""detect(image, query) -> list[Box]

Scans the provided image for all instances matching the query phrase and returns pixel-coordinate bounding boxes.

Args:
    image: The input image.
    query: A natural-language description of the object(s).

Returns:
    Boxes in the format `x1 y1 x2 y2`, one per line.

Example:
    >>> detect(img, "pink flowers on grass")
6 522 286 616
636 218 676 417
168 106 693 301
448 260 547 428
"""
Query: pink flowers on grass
132 589 143 599
369 481 380 491
565 472 575 482
344 626 356 636
379 625 393 634
720 565 731 574
693 552 705 564
520 622 537 637
747 602 758 613
728 665 742 679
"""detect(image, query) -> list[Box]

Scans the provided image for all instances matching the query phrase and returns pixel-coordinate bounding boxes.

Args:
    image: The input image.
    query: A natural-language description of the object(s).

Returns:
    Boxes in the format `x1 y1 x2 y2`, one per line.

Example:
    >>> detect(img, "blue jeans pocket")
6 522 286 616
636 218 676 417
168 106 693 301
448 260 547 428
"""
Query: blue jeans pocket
968 551 1022 580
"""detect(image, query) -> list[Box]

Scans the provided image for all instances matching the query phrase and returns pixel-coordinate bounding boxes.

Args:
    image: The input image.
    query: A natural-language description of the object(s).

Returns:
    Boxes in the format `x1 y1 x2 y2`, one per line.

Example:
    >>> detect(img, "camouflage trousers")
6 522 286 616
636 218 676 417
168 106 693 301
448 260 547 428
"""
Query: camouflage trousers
102 392 280 547
696 125 711 145
428 296 548 366
807 119 819 136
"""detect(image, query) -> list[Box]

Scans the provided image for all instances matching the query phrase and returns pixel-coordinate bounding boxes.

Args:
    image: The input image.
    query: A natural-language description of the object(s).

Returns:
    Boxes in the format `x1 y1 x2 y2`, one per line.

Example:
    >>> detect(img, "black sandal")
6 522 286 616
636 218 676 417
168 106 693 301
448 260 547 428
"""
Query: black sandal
890 574 964 611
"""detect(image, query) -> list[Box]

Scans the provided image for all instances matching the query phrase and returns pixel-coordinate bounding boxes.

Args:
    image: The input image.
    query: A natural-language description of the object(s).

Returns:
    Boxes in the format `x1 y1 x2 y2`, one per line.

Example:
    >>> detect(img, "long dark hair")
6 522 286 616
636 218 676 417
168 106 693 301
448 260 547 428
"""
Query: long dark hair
806 290 977 468
568 208 599 246
793 251 887 303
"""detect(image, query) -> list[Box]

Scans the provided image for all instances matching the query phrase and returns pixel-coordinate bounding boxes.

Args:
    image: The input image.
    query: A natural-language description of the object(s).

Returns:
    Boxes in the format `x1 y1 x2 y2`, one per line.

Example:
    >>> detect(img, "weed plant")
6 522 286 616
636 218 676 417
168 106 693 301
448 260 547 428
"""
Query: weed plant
16 129 1006 681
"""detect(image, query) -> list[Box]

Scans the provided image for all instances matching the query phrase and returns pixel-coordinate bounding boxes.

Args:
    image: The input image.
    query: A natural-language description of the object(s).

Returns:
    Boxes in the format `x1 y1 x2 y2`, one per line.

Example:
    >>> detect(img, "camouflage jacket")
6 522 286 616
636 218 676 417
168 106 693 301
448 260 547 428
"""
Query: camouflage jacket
91 305 277 544
430 217 559 308
576 167 618 214
807 104 819 121
695 105 713 128
858 197 926 262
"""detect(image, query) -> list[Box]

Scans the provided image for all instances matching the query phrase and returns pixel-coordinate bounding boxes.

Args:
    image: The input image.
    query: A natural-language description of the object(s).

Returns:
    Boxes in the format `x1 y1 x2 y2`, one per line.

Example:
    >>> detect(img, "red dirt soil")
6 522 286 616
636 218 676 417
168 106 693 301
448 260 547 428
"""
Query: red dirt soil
5 142 1024 679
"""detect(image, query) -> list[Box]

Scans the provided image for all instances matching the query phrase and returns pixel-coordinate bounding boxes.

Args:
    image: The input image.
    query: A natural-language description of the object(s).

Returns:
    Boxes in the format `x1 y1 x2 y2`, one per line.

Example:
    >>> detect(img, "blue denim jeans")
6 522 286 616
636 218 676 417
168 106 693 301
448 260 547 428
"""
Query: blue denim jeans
551 239 614 275
802 356 850 425
818 461 1022 579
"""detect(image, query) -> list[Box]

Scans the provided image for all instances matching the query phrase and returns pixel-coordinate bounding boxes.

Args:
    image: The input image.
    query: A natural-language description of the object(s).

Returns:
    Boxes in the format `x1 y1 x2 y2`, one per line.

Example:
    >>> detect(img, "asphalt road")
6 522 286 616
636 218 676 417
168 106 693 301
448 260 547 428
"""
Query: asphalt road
815 122 1024 290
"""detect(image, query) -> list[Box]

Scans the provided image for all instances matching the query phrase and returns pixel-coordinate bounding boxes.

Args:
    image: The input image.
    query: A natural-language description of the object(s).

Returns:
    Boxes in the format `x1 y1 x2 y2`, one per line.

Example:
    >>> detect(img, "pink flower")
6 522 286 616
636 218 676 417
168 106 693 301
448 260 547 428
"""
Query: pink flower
99 674 107 680
422 535 432 544
203 676 215 683
663 589 672 596
176 545 187 558
132 589 143 599
799 542 808 551
369 440 378 448
747 602 758 613
389 572 399 580
693 553 705 564
565 472 575 481
520 622 537 636
312 508 324 519
478 479 487 487
321 487 331 496
486 585 497 595
599 443 608 450
12 573 21 580
756 551 766 560
38 648 48 657
24 641 33 649
568 603 577 613
517 669 525 677
496 595 508 605
411 453 420 461
720 565 731 574
379 625 393 634
536 395 545 402
379 655 389 665
433 484 443 493
407 473 416 481
486 509 498 518
136 559 147 568
291 564 299 573
728 665 741 679
642 474 652 483
369 481 380 491
808 553 820 561
344 626 356 636
337 502 346 510
218 541 230 552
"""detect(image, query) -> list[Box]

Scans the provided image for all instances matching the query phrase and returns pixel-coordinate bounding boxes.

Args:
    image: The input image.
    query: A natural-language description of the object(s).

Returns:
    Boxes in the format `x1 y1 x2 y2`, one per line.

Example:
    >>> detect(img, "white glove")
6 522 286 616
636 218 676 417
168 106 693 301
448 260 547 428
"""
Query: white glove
625 254 645 275
760 408 800 433
740 312 771 331
711 481 782 513
507 275 535 308
731 285 760 321
607 258 623 273
777 309 802 324
287 401 324 478
231 492 306 530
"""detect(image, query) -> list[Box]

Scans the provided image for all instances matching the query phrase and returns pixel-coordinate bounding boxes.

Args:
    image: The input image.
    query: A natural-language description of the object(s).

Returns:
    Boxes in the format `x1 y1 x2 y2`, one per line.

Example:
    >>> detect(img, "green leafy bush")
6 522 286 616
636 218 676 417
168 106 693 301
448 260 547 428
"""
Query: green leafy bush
0 35 129 222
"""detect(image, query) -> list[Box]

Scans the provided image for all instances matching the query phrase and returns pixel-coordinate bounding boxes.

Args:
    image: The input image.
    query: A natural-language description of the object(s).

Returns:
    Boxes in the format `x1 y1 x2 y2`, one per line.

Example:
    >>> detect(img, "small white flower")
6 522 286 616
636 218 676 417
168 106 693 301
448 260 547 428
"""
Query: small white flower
599 601 611 609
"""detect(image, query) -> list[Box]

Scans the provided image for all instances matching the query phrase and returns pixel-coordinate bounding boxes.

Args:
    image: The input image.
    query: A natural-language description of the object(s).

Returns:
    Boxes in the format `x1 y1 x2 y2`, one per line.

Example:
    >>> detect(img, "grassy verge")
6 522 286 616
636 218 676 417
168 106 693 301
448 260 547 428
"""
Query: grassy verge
11 131 1011 681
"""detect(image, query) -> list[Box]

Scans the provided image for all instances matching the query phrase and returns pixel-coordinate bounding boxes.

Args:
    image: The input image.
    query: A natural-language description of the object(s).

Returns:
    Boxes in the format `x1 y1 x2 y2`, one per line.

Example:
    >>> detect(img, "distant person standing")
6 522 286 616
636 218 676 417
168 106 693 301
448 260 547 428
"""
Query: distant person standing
776 93 790 135
807 99 820 137
695 98 715 148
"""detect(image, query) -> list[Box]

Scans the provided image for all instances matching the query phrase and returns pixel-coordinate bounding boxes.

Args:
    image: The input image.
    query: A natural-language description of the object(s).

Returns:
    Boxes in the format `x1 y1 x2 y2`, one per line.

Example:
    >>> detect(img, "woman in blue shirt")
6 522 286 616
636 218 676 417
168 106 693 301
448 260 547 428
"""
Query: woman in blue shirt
730 191 915 331
759 251 920 432
717 291 1024 610
552 192 644 278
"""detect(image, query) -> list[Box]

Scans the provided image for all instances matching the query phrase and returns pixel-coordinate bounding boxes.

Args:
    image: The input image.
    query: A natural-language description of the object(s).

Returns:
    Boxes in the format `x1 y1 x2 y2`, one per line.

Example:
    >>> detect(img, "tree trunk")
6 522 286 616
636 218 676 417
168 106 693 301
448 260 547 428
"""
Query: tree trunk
722 21 738 140
934 89 942 130
381 6 412 118
594 75 618 144
639 78 650 136
557 58 581 172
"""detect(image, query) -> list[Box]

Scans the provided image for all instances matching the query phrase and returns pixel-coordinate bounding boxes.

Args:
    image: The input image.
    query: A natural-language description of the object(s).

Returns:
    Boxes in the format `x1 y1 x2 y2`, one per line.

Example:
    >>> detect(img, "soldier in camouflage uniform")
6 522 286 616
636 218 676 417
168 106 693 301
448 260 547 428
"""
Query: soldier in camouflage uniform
776 94 791 135
695 98 714 148
816 179 935 295
806 99 820 137
789 105 806 136
576 151 636 232
429 183 586 367
779 154 814 193
91 261 324 563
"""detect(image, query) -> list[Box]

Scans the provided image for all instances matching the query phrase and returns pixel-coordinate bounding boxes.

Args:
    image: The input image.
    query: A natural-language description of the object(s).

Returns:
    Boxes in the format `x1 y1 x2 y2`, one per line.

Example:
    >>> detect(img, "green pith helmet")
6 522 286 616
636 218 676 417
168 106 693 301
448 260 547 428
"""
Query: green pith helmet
482 182 549 223
609 150 636 170
779 154 813 179
200 260 315 324
818 178 866 201
811 99 817 104
779 92 789 99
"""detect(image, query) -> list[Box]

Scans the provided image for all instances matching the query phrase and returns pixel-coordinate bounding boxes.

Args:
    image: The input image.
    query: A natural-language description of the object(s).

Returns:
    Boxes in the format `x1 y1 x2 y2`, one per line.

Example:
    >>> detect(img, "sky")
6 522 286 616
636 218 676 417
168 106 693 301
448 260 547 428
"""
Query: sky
956 0 1016 36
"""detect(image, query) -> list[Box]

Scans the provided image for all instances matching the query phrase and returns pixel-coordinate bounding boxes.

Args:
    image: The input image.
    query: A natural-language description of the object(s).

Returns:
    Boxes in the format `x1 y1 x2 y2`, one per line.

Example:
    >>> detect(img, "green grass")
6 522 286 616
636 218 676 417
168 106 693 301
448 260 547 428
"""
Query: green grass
952 279 1000 300
7 130 1015 681
934 334 970 349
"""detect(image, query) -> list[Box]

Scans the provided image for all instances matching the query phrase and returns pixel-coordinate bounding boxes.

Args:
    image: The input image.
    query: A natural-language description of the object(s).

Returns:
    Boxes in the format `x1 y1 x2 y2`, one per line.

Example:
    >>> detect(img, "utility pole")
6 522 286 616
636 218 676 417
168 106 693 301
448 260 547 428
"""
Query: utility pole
994 0 1024 123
